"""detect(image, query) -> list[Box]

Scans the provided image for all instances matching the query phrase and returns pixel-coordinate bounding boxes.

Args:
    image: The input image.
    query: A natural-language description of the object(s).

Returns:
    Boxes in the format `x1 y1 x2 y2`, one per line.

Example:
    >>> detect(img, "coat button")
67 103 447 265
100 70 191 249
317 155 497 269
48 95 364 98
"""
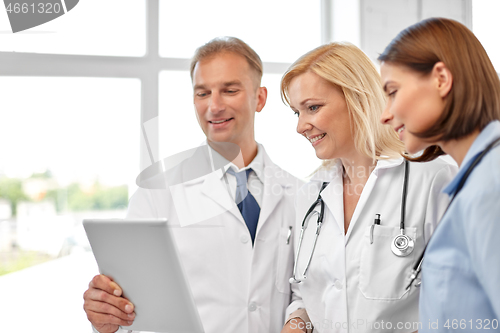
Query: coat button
248 302 257 312
240 235 249 243
334 280 343 290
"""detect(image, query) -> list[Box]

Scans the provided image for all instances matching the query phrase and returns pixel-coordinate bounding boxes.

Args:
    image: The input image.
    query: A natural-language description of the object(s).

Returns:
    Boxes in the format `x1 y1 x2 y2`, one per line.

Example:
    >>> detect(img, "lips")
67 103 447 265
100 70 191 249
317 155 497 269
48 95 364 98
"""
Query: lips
208 118 234 129
209 118 233 124
307 133 326 145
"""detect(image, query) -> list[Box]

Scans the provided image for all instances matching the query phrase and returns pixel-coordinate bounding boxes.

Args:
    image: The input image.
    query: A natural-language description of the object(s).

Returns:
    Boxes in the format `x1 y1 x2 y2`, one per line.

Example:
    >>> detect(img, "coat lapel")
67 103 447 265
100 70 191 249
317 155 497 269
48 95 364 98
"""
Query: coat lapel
343 173 377 242
169 153 243 227
258 164 285 230
200 170 244 224
255 147 297 234
315 164 345 238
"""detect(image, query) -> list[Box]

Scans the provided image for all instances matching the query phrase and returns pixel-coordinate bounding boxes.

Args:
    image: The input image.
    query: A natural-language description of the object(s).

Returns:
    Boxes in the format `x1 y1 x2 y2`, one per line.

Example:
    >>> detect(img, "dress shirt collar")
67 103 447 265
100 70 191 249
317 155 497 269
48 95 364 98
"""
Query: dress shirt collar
443 120 500 196
227 144 265 184
208 143 265 184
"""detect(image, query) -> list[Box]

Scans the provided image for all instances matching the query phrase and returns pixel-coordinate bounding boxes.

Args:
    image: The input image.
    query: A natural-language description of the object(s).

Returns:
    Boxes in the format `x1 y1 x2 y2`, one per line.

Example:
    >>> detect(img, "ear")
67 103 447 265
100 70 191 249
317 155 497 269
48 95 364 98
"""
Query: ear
255 86 267 113
432 62 453 98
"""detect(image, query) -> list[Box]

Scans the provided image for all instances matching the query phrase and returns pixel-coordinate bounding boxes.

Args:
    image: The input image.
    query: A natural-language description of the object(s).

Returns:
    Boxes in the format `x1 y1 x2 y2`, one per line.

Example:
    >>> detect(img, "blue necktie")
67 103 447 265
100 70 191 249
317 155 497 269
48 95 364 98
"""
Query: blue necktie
227 168 260 244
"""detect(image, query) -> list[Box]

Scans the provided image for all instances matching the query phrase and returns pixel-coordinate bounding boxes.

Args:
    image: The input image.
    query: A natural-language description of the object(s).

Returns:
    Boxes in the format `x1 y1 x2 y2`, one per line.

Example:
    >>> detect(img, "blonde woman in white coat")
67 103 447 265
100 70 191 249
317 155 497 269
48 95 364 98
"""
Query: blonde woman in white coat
279 42 457 333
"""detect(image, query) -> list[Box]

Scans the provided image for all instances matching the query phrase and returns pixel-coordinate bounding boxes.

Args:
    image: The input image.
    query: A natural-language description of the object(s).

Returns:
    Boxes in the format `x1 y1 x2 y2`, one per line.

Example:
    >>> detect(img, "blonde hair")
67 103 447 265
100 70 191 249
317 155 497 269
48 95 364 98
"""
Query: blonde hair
190 36 263 87
281 42 404 166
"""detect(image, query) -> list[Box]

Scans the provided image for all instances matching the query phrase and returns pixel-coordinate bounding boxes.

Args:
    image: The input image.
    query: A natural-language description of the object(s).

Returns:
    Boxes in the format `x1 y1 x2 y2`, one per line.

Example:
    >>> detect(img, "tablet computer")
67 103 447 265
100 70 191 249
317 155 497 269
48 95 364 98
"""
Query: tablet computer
83 218 204 333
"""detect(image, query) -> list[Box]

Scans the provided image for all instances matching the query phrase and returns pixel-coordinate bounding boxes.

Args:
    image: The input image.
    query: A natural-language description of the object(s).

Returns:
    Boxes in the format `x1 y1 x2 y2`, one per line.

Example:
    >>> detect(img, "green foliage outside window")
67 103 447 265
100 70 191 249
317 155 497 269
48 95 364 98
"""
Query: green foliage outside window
0 172 128 216
47 182 128 212
0 178 28 216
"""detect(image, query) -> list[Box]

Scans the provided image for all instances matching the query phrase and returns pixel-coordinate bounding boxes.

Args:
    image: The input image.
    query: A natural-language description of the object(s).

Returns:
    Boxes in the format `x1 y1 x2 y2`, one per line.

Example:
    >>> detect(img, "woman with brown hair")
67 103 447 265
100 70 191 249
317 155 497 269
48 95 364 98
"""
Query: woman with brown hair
280 42 456 333
380 17 500 331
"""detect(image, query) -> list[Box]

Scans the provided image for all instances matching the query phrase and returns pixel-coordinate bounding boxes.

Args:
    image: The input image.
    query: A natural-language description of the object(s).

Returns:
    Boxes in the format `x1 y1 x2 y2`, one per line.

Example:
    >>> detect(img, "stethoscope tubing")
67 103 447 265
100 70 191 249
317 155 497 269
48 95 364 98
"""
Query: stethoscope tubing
290 184 327 283
400 159 409 231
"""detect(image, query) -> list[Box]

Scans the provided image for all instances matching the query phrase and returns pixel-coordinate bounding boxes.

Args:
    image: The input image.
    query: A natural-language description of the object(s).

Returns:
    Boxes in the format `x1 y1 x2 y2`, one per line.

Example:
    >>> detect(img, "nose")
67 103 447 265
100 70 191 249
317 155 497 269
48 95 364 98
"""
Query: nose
208 92 225 114
380 104 393 125
296 113 312 136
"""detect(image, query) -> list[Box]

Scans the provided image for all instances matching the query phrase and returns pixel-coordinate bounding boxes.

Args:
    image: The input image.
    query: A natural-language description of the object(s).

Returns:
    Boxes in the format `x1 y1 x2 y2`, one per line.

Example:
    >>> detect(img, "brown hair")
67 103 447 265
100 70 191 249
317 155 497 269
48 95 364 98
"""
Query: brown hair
378 17 500 161
281 42 405 164
190 36 263 87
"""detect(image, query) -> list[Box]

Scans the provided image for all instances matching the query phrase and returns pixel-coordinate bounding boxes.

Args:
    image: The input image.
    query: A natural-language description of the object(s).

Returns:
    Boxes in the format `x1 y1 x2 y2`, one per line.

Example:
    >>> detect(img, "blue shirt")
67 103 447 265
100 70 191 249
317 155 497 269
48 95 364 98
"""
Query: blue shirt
420 120 500 332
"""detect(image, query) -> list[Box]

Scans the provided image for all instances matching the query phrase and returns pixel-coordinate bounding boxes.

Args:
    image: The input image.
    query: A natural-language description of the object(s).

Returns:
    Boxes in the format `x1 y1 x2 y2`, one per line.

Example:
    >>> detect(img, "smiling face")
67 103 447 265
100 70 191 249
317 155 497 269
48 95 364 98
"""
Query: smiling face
380 62 447 154
192 52 266 151
288 71 355 160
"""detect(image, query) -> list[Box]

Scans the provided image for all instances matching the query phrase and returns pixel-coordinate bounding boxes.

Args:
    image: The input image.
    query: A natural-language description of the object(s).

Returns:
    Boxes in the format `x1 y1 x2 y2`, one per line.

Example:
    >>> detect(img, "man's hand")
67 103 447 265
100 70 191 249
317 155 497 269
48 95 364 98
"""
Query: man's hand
281 318 307 333
83 274 136 333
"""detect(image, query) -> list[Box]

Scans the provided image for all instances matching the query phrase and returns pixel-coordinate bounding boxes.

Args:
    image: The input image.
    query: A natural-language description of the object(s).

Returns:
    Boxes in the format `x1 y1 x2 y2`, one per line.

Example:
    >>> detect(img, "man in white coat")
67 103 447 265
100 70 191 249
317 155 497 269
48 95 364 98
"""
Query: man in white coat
83 37 303 333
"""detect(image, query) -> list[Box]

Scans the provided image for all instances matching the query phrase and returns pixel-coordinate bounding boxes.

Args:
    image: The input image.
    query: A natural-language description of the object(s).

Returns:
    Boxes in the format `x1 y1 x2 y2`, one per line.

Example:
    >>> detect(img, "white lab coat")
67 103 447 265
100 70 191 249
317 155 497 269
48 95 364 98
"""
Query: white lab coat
125 144 303 333
286 158 457 333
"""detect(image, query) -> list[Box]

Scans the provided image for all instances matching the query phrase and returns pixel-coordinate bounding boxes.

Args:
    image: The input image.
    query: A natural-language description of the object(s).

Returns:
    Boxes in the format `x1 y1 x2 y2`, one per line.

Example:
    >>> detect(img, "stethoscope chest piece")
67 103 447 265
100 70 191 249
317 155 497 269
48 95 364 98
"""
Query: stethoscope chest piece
391 159 414 258
391 233 414 257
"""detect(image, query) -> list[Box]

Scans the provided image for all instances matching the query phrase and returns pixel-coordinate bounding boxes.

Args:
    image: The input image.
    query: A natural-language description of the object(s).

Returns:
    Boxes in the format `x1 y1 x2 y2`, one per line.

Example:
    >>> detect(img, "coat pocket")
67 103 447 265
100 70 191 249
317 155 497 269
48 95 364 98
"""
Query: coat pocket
358 225 418 300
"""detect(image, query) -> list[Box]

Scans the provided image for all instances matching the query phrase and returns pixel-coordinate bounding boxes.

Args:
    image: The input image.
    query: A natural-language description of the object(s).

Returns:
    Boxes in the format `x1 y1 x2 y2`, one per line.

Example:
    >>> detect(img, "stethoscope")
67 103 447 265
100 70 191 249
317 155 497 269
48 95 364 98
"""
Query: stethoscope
290 160 413 284
289 182 328 283
406 137 500 290
392 159 414 257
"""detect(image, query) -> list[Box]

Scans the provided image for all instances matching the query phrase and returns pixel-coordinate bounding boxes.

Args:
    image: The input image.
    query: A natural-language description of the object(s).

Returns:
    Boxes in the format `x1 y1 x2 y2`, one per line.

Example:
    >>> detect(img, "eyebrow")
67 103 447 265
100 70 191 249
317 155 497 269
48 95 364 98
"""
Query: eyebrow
289 98 322 111
223 80 243 87
299 98 321 107
193 80 243 91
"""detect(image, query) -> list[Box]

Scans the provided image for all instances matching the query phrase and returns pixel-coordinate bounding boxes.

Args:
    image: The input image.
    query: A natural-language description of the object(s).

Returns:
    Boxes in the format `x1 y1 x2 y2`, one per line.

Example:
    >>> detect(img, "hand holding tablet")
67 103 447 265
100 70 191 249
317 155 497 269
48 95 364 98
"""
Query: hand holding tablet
84 274 136 333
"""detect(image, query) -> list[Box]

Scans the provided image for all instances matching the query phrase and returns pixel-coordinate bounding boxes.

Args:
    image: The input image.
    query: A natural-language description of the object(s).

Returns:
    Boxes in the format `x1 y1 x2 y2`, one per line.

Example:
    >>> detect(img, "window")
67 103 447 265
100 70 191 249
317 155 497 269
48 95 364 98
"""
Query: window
0 0 146 56
0 77 139 332
473 0 500 71
159 0 321 63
